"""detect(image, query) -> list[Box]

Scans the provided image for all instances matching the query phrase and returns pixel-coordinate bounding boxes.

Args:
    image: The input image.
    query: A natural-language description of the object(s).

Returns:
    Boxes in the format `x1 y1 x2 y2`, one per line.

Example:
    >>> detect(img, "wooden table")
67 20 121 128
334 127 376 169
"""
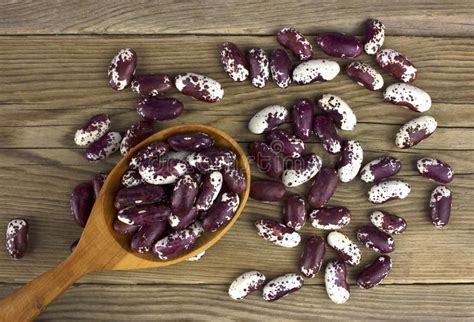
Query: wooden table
0 1 473 320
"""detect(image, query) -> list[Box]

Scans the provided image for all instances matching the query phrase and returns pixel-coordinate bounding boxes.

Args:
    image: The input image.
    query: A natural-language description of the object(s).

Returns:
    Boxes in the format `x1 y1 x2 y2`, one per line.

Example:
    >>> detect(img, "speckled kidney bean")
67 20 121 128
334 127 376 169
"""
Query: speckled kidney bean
360 156 402 183
6 219 28 259
307 167 338 208
118 203 171 226
171 174 200 215
195 171 223 211
327 231 361 266
368 179 411 204
168 206 199 231
167 132 214 152
108 48 137 91
222 167 246 194
283 194 306 231
202 192 240 232
121 169 144 187
153 222 204 260
384 83 431 113
364 19 385 55
186 148 236 173
262 273 304 302
376 49 417 82
357 225 395 254
282 153 322 187
74 114 111 146
70 182 94 227
430 185 452 228
85 131 122 161
136 96 184 121
250 179 286 202
345 61 384 91
299 236 325 278
131 74 172 96
357 255 392 289
316 32 363 58
92 173 107 198
228 271 266 300
113 219 139 234
221 42 249 82
255 218 301 248
292 59 340 85
370 210 407 235
265 129 305 159
317 94 356 130
337 140 364 183
314 114 342 154
70 239 79 253
416 157 454 184
120 120 154 156
187 250 205 261
396 116 437 149
139 158 189 185
292 99 314 141
131 221 169 253
250 142 284 178
277 27 313 61
175 73 224 103
129 141 169 169
248 105 289 134
247 48 270 88
325 260 350 304
270 49 292 88
114 185 165 210
309 206 351 230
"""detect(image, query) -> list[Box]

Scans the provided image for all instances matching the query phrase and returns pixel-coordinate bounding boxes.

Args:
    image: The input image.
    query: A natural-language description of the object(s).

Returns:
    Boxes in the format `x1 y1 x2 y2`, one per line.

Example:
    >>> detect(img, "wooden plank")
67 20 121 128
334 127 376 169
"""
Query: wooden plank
0 1 473 37
0 283 472 320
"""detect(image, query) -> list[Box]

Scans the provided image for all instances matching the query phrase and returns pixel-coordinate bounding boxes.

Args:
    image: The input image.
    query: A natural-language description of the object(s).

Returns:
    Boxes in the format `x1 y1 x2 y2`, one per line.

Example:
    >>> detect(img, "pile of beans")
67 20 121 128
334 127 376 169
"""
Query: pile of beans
223 19 454 303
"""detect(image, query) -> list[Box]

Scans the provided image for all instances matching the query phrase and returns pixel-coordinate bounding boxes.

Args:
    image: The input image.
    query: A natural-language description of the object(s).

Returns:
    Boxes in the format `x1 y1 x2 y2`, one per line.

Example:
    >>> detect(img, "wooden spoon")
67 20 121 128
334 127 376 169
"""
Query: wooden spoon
0 124 251 322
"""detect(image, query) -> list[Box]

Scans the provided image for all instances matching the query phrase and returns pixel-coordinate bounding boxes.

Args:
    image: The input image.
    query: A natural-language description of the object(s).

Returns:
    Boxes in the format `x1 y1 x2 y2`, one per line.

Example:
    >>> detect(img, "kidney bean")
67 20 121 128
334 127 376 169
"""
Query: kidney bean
187 250 205 261
292 99 314 141
266 129 305 159
70 239 79 253
262 273 304 302
85 132 121 161
292 59 340 85
283 194 306 231
167 132 215 152
202 192 240 232
317 94 356 131
250 180 286 202
131 221 169 253
6 219 28 259
255 218 300 248
325 260 350 304
114 185 165 210
396 116 437 149
299 236 325 278
118 203 171 226
282 153 322 187
121 169 144 187
248 105 289 134
357 255 392 289
139 158 189 185
113 219 139 235
384 83 431 113
131 74 172 96
368 179 411 204
171 174 200 215
277 27 313 61
92 173 107 198
250 142 284 178
175 73 224 103
228 271 266 300
108 48 137 91
221 42 249 82
357 225 395 254
74 114 111 146
364 19 385 55
309 206 351 230
314 114 342 154
195 171 223 211
360 156 402 183
129 141 169 169
70 182 94 227
337 140 364 183
430 185 452 228
136 96 184 121
222 167 246 194
307 167 338 208
168 206 199 231
187 148 236 173
370 210 407 235
416 157 454 184
316 32 363 58
120 121 154 156
153 222 204 260
345 61 384 91
327 231 361 266
247 48 270 88
376 49 417 82
270 49 292 88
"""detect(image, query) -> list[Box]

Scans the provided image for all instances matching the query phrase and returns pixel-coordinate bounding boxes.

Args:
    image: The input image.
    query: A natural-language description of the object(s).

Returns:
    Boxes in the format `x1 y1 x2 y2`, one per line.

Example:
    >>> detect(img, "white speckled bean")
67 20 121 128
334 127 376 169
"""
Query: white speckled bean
384 83 431 112
248 105 289 134
282 153 322 187
345 61 384 91
364 19 385 55
430 185 452 228
396 116 437 149
107 48 137 91
325 260 350 304
228 271 266 300
6 218 29 259
370 210 407 235
221 42 249 82
74 114 111 146
255 218 301 248
292 59 340 85
262 273 304 302
247 48 270 88
368 179 411 204
85 132 122 161
318 94 357 131
187 251 206 262
376 49 417 82
175 73 224 103
337 140 364 183
327 231 361 266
